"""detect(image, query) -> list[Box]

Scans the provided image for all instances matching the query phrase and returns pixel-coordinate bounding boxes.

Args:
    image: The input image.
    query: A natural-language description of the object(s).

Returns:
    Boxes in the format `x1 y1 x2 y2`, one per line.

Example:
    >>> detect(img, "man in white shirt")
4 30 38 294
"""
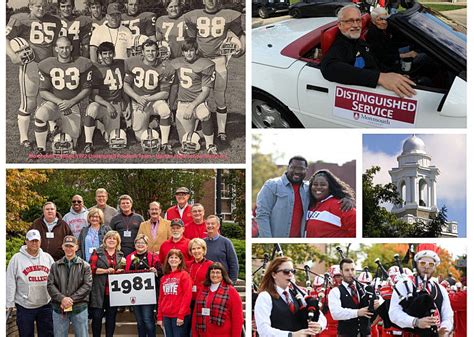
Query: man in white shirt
328 258 380 337
389 244 453 337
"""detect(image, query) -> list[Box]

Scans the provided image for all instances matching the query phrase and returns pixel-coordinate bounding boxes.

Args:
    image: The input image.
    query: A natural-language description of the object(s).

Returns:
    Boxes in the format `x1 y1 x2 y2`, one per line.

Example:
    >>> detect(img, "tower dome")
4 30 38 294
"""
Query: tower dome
402 135 426 155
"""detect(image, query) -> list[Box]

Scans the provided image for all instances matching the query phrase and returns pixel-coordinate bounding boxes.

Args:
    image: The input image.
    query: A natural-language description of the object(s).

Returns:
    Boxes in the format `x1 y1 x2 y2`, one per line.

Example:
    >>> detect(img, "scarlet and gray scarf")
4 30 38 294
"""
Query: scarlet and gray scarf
195 281 230 332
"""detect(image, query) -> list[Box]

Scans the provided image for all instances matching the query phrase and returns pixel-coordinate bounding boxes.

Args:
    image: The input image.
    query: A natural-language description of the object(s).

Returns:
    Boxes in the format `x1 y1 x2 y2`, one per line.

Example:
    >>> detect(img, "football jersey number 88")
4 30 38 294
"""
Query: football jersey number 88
132 68 160 90
197 17 225 38
30 22 56 44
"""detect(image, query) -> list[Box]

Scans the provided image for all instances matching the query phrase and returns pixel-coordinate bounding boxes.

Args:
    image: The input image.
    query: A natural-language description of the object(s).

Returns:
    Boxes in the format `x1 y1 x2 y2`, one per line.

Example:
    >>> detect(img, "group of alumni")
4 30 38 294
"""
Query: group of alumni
6 187 242 337
255 155 356 238
254 244 466 337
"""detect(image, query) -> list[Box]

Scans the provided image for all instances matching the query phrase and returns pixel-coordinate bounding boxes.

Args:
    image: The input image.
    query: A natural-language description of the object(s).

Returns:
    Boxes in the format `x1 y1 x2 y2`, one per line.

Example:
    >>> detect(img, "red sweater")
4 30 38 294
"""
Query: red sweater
165 204 193 224
184 221 208 240
157 269 193 321
192 285 243 337
186 258 213 301
158 237 192 264
305 196 356 238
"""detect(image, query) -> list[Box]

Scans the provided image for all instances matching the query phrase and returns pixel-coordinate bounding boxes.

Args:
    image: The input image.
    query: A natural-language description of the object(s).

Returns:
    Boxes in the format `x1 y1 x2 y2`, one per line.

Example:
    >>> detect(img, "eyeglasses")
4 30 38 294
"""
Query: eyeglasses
419 261 435 267
277 269 296 275
135 241 146 245
340 18 362 25
72 200 82 204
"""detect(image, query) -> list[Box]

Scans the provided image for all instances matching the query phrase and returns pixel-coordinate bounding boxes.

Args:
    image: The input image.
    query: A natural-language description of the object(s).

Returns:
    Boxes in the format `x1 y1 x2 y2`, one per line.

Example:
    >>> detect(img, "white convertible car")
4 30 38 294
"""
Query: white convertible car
252 2 466 128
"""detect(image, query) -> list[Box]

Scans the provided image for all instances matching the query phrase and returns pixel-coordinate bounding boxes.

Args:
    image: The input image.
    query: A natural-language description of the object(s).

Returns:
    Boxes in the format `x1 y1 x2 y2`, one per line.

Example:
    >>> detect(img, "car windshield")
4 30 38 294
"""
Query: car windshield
406 10 466 60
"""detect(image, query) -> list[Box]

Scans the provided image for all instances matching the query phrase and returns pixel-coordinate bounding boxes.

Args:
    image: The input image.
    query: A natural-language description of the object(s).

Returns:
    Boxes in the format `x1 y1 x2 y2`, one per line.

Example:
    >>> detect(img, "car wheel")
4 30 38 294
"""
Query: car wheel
252 90 303 128
258 7 270 19
290 8 302 18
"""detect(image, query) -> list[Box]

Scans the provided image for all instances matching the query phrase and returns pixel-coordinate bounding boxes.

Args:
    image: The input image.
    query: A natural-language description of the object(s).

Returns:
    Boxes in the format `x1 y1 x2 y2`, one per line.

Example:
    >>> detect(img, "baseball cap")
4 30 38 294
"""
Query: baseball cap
63 236 78 246
107 2 122 15
26 229 41 241
175 187 190 194
170 218 184 227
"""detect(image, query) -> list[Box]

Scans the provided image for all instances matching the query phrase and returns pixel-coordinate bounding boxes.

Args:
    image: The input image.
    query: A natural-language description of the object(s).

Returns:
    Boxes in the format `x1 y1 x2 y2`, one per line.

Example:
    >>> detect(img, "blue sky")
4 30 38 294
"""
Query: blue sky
363 134 466 237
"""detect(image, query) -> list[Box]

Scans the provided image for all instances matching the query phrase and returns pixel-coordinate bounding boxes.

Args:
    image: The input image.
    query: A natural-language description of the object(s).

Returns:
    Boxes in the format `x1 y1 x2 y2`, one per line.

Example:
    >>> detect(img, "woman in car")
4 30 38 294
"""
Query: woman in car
305 169 356 237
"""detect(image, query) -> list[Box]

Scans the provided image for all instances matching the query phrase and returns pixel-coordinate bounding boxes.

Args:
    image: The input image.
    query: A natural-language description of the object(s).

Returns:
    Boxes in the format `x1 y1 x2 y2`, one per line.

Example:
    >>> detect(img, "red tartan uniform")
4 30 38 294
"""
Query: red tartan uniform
155 15 187 59
184 221 208 240
449 290 466 337
166 204 193 223
157 269 193 320
158 236 192 264
38 56 92 100
122 12 156 37
169 57 215 102
124 56 174 96
57 15 92 57
6 13 62 62
91 60 125 102
183 9 243 58
186 258 213 301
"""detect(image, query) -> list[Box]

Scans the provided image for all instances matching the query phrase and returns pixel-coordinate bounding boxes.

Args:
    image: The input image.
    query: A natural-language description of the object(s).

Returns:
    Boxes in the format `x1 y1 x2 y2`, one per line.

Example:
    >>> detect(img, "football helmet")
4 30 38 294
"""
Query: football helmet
219 35 241 56
157 41 171 60
52 132 74 154
178 132 201 154
130 35 148 56
140 128 160 152
109 128 127 149
10 37 35 64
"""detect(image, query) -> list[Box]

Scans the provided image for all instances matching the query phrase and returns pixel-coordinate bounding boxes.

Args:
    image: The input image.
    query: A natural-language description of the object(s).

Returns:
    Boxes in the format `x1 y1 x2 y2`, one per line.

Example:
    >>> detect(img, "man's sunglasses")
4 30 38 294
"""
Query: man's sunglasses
72 200 82 204
419 261 435 267
277 269 296 275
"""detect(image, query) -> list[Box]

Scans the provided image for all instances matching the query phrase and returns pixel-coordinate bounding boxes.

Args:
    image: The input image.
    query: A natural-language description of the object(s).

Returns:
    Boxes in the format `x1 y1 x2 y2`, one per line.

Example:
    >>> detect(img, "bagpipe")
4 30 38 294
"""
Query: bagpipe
252 244 322 324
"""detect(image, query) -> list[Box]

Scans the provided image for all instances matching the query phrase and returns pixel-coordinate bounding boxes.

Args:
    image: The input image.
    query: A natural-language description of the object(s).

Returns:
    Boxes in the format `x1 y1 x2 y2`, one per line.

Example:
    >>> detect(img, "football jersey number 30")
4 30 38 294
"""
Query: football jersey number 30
197 17 225 38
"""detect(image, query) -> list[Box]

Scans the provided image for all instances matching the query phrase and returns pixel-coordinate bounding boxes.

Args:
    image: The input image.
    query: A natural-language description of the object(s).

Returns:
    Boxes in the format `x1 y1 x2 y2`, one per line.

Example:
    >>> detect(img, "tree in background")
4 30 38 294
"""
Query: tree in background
412 205 449 238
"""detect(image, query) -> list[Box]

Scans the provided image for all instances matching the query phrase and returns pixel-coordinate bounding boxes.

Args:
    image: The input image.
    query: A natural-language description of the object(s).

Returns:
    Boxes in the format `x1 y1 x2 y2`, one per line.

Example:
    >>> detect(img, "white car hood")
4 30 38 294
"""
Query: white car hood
252 17 336 69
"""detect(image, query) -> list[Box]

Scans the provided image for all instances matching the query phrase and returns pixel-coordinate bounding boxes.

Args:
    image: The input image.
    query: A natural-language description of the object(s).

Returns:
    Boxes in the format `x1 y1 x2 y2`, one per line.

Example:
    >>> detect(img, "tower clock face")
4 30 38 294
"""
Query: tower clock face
453 224 458 233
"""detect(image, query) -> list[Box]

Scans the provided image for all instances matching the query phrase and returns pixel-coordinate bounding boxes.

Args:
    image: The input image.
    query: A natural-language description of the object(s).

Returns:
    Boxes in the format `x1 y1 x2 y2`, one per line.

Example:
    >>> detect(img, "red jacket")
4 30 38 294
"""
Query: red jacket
157 269 192 321
184 221 208 240
186 258 213 301
165 204 193 224
305 196 356 238
192 284 243 337
449 290 466 337
124 250 161 271
158 236 192 264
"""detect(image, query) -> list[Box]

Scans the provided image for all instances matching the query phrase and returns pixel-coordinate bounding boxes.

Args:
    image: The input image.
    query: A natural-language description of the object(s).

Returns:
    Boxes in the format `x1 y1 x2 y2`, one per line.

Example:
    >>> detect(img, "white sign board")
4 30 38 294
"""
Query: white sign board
109 272 156 307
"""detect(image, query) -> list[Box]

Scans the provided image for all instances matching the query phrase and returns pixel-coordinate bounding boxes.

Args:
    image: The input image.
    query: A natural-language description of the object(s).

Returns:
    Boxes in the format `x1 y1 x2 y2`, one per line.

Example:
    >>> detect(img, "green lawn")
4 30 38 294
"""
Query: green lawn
422 4 466 11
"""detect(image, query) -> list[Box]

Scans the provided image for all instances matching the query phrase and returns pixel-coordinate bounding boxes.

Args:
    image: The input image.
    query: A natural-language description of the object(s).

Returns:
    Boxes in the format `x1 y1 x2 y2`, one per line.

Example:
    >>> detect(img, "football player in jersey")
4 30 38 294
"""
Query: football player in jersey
6 0 62 149
122 0 157 39
57 0 92 57
184 0 245 145
84 42 125 154
34 37 93 154
155 0 186 60
123 39 175 154
88 0 106 32
169 38 218 155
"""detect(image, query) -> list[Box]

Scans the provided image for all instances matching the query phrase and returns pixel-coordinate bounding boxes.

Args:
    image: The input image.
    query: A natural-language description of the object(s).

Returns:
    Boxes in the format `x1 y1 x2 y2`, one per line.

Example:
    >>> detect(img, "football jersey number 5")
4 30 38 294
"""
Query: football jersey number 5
179 68 193 89
30 22 57 44
50 67 80 90
197 17 225 38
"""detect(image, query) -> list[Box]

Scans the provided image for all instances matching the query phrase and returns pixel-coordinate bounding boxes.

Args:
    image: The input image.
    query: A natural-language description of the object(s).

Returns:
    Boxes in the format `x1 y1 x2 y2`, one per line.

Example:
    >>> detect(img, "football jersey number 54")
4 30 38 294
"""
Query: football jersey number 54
197 17 225 38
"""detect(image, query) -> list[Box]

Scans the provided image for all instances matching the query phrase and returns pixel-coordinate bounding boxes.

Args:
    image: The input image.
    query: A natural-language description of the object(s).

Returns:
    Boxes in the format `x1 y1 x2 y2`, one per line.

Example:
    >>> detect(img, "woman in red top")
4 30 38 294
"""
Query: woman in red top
305 169 356 238
187 238 213 313
157 249 193 337
192 262 243 337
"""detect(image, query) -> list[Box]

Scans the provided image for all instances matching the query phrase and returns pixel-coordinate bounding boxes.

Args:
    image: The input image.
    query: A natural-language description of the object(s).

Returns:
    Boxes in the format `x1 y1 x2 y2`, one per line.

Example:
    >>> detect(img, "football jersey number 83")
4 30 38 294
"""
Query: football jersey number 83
40 67 91 90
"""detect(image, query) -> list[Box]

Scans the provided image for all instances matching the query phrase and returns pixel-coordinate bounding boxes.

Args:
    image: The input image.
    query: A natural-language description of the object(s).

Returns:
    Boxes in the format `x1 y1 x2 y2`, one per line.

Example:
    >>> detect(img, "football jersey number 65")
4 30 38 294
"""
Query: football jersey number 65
197 17 225 38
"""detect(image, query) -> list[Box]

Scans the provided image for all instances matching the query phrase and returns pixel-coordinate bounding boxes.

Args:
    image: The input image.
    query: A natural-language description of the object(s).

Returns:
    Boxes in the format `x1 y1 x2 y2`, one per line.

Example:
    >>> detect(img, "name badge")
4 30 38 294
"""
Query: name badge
46 232 54 239
201 308 210 316
192 285 197 292
89 247 96 254
124 230 132 238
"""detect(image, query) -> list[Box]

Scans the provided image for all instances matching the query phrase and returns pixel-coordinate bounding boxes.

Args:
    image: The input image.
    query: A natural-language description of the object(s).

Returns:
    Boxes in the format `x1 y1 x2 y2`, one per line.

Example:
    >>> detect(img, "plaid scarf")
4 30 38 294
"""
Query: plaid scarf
195 281 230 332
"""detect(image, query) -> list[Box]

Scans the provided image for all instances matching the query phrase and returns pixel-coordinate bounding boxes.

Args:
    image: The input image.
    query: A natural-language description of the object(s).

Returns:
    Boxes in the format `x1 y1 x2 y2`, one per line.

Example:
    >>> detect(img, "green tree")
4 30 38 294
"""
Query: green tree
363 166 412 237
6 169 50 235
224 169 245 228
412 205 448 237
